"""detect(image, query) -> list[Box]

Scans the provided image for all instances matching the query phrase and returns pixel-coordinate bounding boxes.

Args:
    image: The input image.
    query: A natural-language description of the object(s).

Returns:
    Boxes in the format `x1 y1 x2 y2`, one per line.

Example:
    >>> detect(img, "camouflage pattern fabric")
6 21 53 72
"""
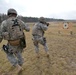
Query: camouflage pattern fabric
0 16 30 66
32 22 48 53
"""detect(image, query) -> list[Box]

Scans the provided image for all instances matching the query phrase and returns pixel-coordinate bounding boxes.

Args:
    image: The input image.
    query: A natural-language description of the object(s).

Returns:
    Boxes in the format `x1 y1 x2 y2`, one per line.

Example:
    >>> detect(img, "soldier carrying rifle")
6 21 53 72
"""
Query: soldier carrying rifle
32 17 49 58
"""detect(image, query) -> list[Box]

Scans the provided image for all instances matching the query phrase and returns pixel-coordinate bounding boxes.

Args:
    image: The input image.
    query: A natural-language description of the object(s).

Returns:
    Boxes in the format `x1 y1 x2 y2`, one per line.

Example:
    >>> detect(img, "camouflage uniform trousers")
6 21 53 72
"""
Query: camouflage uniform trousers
32 35 48 53
6 44 24 66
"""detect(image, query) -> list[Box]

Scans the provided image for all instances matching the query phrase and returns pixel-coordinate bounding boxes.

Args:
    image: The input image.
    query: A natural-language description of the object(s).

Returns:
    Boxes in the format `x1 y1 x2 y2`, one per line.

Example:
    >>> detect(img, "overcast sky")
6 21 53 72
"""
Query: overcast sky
0 0 76 20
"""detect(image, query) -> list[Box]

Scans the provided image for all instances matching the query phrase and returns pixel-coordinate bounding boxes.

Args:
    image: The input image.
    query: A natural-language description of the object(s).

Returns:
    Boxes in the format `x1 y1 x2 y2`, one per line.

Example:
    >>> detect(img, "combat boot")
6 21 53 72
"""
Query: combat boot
36 53 40 58
46 52 49 57
16 64 23 72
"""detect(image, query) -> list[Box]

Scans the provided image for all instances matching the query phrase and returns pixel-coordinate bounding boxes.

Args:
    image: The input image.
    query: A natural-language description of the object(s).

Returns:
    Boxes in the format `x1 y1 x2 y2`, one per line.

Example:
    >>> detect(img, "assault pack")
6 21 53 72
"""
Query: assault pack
2 18 26 48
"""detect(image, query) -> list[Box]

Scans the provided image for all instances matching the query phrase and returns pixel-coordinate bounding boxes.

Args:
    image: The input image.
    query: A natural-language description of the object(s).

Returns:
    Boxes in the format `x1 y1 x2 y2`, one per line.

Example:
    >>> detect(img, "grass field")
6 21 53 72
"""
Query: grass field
0 21 76 75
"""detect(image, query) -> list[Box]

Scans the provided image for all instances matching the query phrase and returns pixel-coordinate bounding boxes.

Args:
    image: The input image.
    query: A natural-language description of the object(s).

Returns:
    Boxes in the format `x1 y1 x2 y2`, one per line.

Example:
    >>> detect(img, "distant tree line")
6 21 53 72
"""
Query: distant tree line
0 14 7 23
0 13 64 23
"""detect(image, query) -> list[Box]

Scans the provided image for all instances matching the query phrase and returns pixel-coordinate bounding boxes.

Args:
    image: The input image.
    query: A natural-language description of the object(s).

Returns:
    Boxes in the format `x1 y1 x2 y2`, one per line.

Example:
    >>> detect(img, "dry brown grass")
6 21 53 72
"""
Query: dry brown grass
0 22 76 75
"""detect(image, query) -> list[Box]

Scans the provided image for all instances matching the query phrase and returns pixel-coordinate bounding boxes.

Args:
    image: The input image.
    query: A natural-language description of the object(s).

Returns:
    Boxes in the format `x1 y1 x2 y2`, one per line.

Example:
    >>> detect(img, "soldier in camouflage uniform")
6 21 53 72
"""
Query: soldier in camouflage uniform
32 17 49 58
0 8 30 71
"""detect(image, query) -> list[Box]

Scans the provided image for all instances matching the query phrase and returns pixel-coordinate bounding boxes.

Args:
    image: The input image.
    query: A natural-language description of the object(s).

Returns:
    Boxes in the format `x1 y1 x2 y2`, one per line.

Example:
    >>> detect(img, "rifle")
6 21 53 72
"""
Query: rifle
40 21 49 26
2 45 9 53
2 45 13 54
44 22 49 26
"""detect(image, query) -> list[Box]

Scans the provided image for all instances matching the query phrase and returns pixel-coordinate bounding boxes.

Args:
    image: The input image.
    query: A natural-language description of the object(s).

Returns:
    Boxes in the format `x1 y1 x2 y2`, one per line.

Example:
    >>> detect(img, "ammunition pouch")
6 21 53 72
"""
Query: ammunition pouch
8 39 20 46
20 37 26 49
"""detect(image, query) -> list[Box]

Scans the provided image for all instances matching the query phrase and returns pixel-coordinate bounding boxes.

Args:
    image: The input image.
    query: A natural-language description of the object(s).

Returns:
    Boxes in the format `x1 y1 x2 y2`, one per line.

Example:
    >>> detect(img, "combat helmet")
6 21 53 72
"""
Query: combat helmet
39 17 46 22
7 8 17 16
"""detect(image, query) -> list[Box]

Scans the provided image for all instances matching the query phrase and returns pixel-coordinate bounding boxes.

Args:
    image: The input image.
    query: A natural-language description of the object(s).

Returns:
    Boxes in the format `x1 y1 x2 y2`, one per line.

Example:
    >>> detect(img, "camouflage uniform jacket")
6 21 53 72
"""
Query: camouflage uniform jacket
32 22 48 36
0 17 30 42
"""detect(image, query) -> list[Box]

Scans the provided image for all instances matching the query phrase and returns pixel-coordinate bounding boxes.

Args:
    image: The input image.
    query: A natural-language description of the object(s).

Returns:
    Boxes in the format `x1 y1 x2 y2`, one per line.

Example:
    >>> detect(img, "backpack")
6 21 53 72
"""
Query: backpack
6 18 24 40
2 18 26 48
